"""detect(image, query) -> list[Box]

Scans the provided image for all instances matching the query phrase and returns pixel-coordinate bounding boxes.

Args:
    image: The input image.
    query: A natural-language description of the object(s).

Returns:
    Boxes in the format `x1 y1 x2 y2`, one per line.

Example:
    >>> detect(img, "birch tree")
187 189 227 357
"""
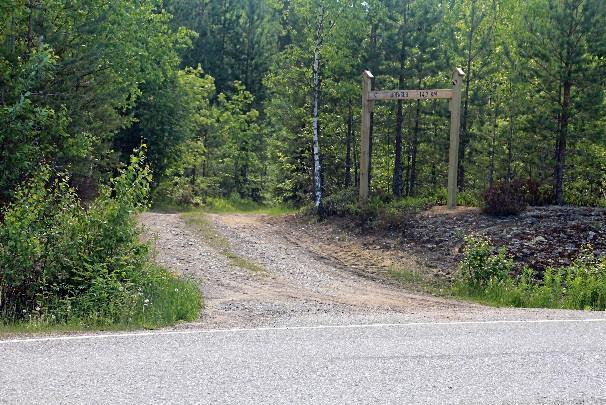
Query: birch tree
311 3 325 208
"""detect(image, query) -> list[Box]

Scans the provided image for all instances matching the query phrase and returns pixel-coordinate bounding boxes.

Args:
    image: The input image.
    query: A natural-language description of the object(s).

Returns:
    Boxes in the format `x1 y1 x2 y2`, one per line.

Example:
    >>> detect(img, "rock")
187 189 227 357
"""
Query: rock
531 236 547 244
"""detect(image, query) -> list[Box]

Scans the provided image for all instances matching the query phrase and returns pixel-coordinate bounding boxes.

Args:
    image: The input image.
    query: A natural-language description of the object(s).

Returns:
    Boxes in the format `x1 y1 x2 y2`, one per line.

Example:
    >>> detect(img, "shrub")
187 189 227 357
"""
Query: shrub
154 177 202 207
483 179 528 216
457 190 483 207
0 149 201 327
316 189 449 228
457 236 513 288
565 178 606 207
520 179 554 206
454 238 606 311
321 188 359 217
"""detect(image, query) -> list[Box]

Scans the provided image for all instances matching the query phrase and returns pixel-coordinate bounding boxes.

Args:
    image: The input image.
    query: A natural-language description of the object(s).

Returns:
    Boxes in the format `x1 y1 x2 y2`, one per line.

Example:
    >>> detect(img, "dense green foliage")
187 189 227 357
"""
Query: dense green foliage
154 0 606 209
0 153 200 326
316 187 452 228
5 0 603 210
455 237 606 310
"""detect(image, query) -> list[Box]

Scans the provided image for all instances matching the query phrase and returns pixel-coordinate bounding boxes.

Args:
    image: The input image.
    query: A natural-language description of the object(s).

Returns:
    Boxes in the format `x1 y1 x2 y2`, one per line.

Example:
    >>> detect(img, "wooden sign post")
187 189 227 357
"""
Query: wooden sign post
359 68 465 209
359 70 373 203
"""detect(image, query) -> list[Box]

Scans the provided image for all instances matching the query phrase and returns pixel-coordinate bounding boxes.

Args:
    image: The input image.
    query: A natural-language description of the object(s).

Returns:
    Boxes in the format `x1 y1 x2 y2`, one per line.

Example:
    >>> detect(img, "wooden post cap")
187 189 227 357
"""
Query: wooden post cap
362 70 374 79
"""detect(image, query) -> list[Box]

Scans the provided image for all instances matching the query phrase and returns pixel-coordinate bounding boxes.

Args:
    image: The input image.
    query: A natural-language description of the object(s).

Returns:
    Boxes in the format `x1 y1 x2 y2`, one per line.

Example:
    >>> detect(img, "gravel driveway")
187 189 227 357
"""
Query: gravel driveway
140 212 606 330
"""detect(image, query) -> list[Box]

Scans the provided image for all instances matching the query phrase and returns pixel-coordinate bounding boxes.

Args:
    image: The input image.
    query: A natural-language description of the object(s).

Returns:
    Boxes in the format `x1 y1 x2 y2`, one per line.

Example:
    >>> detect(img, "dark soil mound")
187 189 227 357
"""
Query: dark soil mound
400 206 606 274
304 206 606 278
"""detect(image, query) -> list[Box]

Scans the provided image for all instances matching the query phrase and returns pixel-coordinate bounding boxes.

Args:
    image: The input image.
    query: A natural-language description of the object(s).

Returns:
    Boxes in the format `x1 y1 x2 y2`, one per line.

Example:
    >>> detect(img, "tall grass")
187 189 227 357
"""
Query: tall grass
204 195 296 215
0 265 201 335
454 236 606 311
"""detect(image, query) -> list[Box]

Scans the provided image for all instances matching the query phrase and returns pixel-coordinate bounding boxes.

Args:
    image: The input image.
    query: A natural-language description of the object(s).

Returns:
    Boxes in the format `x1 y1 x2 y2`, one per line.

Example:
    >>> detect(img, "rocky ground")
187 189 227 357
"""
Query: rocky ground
285 206 606 279
140 209 606 330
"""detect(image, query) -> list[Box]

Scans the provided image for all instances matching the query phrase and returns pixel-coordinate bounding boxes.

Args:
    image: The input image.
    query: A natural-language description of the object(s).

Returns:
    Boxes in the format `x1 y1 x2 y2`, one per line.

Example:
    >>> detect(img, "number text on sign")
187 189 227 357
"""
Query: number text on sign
368 89 453 101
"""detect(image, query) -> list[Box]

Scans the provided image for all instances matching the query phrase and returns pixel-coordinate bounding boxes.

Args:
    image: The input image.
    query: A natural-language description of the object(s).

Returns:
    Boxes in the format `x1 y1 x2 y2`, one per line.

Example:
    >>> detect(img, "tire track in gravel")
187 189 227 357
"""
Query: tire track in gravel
141 212 606 330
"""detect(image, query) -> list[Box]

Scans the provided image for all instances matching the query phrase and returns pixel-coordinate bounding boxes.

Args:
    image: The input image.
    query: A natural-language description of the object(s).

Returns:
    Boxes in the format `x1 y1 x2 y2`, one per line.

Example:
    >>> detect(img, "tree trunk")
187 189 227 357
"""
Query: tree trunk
27 0 34 51
277 0 292 50
507 94 514 182
244 1 255 92
392 7 408 197
488 96 499 188
219 0 228 69
311 4 325 209
366 19 378 192
353 129 359 188
368 111 374 189
555 79 571 205
393 99 404 196
344 101 353 187
458 0 477 192
409 99 420 196
431 117 438 189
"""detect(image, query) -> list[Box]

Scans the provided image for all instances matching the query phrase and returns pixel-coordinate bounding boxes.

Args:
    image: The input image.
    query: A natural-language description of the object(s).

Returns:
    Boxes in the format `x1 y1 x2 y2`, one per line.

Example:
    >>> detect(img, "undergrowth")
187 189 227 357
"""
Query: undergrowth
204 196 296 215
313 187 481 228
454 236 606 310
0 150 202 332
153 194 296 216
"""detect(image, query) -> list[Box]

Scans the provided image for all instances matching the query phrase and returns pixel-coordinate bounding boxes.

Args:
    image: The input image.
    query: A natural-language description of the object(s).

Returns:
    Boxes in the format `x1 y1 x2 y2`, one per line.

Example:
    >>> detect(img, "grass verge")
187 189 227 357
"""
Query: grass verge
182 211 266 273
202 196 297 216
453 236 606 311
387 265 450 296
0 265 202 337
152 197 297 216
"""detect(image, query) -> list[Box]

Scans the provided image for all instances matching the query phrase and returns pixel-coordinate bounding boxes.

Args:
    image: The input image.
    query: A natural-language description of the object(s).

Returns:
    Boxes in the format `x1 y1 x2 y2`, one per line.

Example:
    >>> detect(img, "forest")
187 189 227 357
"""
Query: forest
2 0 605 211
1 0 605 327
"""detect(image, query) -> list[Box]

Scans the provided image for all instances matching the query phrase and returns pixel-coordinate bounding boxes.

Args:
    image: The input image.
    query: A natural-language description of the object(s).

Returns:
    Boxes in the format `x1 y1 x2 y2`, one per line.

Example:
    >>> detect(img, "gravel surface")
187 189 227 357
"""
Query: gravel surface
141 212 606 330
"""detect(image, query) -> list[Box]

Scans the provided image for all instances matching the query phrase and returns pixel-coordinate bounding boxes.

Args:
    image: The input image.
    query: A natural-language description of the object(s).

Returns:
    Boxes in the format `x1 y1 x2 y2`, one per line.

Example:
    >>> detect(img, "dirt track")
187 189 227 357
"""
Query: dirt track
141 212 606 329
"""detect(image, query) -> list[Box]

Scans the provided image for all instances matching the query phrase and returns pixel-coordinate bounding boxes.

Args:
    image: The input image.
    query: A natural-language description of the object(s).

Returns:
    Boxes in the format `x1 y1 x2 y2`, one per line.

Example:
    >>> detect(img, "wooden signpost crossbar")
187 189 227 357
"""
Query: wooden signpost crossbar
359 68 465 209
368 89 453 101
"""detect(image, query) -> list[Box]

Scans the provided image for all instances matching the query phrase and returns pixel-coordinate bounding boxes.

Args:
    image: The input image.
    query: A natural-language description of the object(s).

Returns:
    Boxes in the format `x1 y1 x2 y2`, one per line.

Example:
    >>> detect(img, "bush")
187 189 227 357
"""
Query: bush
321 188 359 217
483 179 528 216
457 236 513 288
521 179 554 206
154 176 208 207
457 190 483 207
0 150 201 327
316 189 448 228
565 178 606 208
454 238 606 311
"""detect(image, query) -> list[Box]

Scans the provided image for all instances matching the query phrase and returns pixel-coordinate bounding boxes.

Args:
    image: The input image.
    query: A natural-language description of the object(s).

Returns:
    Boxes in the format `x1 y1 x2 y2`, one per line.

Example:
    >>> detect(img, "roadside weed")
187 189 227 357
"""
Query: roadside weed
454 237 606 310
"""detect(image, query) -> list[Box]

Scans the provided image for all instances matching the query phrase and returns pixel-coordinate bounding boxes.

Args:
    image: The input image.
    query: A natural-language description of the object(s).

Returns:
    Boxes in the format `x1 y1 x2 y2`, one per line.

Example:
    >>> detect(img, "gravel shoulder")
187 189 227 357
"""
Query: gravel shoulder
141 212 606 330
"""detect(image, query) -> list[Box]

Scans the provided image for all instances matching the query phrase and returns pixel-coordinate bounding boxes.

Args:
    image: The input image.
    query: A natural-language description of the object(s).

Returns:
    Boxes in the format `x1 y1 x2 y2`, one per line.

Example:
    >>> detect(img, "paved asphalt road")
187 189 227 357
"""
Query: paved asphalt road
2 319 606 404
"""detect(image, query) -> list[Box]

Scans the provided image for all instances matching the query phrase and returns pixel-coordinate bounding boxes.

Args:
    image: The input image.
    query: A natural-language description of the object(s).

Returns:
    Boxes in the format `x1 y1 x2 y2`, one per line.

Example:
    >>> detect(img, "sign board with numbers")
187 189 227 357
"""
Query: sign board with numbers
359 68 465 209
367 89 453 101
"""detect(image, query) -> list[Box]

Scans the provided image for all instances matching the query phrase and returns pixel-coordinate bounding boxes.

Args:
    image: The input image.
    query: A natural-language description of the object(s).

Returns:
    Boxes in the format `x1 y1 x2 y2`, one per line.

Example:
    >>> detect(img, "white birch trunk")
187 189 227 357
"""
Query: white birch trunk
311 3 325 208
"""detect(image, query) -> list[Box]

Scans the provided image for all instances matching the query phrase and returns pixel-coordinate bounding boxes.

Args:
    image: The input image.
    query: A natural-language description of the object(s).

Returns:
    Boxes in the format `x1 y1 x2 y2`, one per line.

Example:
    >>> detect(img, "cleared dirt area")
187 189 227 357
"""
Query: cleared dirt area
312 206 606 278
141 211 606 329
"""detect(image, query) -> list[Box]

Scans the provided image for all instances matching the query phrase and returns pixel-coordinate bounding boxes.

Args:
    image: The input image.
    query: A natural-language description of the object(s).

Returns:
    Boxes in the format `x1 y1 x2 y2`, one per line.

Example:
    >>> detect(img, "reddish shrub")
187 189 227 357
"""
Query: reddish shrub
483 179 528 216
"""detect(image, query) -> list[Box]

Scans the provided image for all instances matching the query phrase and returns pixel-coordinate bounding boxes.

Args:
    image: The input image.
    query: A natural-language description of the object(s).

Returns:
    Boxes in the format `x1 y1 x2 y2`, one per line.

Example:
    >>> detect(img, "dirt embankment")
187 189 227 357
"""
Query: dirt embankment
280 206 606 278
